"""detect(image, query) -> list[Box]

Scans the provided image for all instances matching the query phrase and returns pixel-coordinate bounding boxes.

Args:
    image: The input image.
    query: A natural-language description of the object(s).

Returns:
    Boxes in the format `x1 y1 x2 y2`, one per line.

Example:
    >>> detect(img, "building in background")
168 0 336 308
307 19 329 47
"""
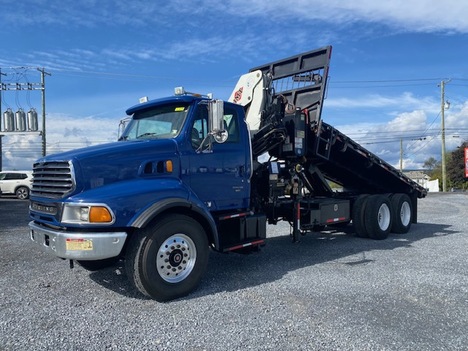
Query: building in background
404 171 439 192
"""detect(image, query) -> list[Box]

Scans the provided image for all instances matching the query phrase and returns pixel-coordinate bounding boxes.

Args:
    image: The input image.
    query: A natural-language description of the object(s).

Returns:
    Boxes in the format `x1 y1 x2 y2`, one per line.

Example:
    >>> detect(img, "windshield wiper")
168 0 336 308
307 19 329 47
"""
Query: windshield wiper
136 133 158 139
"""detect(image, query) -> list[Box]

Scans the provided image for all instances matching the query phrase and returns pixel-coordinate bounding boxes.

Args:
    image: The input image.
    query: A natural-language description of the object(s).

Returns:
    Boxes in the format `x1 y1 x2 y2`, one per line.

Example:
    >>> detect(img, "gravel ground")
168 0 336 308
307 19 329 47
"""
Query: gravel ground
0 193 467 351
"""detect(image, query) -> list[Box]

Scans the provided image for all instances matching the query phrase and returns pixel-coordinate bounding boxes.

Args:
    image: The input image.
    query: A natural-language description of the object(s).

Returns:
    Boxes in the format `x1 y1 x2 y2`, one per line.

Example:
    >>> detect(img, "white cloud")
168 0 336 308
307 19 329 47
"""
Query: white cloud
327 92 439 111
1 112 122 170
335 102 468 169
4 1 468 33
223 0 468 33
386 110 427 132
2 1 466 74
329 0 468 33
1 134 40 170
447 101 468 131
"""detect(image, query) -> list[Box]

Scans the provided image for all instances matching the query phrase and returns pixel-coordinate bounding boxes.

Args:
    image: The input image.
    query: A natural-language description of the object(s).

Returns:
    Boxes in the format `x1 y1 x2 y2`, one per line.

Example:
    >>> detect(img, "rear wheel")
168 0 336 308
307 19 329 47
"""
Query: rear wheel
15 186 29 200
352 195 369 238
365 195 392 240
391 193 412 234
125 214 209 301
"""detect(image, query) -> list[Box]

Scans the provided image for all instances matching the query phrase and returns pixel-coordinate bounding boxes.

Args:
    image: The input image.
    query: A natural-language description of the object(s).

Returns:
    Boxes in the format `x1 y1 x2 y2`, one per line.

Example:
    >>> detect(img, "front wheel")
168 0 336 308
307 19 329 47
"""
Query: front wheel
15 186 30 200
125 214 209 301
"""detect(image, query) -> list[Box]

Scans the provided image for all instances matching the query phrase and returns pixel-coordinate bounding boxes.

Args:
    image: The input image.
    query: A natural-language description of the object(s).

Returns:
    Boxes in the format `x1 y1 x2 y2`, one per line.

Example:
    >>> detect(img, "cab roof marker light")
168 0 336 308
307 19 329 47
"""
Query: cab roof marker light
139 96 149 103
174 87 185 95
174 86 212 99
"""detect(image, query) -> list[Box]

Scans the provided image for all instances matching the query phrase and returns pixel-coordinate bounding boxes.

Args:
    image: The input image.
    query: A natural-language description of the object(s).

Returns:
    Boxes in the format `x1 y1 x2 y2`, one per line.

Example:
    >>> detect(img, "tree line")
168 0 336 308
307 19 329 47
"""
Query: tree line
423 141 468 191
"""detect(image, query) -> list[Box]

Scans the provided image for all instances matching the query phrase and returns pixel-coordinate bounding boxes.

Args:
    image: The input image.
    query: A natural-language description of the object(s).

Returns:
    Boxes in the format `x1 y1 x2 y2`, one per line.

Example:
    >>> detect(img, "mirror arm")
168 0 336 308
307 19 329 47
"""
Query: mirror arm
195 134 214 153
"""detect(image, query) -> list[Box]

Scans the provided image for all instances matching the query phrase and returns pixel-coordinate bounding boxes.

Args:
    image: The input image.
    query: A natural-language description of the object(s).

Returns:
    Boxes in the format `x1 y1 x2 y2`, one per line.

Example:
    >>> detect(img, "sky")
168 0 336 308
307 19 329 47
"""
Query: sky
1 0 468 172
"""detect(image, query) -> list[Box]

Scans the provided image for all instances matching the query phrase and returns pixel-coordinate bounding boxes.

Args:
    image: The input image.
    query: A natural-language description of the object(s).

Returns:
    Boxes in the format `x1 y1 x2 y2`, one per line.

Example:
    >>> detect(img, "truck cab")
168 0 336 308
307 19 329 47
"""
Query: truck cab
123 94 252 212
30 93 255 241
29 92 267 300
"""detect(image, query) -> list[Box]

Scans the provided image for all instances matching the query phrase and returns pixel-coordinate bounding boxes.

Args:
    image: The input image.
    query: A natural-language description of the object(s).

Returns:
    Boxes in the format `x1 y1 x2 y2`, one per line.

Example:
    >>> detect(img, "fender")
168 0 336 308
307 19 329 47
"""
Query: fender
129 197 220 250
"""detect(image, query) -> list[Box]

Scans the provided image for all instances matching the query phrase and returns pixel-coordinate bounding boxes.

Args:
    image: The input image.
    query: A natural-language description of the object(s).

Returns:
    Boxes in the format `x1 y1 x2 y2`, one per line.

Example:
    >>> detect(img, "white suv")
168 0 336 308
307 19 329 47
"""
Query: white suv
0 171 33 200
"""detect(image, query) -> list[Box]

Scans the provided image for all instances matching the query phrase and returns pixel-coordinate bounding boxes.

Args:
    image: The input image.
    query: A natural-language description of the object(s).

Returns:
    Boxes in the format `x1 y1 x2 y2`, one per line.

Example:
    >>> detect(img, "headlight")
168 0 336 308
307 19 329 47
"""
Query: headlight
62 204 114 224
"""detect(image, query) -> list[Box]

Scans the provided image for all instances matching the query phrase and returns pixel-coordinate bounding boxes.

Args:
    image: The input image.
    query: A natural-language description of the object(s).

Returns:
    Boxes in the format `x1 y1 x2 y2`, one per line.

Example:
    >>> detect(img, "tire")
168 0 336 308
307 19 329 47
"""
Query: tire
352 195 369 238
15 186 30 200
365 195 392 240
390 193 412 234
125 214 209 302
77 257 120 271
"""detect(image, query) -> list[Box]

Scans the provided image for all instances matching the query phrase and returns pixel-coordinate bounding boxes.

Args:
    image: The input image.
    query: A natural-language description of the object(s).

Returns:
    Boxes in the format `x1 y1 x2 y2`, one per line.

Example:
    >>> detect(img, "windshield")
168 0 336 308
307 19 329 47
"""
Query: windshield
121 103 190 140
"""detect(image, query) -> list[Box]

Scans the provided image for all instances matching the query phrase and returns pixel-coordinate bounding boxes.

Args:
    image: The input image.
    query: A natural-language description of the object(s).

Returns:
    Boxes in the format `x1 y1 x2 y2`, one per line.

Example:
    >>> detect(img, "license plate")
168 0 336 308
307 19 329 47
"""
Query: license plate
66 238 93 251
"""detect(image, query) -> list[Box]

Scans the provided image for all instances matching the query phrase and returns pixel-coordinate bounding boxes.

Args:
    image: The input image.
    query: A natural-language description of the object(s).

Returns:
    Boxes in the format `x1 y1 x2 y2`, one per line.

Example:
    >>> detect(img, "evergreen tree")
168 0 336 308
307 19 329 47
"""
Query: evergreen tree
446 141 468 190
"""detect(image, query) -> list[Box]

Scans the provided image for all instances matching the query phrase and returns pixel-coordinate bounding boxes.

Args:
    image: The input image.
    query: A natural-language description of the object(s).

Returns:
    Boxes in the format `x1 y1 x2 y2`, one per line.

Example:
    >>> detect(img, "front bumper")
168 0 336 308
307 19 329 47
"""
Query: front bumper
29 221 127 260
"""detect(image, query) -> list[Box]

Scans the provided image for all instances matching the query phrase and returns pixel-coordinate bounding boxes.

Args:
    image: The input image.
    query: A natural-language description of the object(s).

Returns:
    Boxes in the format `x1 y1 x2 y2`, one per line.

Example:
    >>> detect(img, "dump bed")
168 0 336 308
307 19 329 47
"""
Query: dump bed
310 121 427 198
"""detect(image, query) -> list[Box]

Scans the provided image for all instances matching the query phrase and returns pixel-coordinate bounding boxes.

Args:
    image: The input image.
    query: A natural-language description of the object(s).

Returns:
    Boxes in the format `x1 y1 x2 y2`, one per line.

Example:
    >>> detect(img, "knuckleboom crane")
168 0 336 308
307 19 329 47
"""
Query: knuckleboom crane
228 46 426 242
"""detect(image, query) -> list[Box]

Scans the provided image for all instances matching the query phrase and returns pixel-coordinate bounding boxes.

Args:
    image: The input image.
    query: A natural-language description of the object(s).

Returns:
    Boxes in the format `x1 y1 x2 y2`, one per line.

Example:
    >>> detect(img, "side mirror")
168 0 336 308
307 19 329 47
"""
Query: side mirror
118 117 131 140
208 100 228 143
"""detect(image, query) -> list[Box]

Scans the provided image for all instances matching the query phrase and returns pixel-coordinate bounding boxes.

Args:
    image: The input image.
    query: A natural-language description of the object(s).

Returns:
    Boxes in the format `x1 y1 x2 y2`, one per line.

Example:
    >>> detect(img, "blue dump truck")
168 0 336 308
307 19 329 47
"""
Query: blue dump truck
29 46 427 301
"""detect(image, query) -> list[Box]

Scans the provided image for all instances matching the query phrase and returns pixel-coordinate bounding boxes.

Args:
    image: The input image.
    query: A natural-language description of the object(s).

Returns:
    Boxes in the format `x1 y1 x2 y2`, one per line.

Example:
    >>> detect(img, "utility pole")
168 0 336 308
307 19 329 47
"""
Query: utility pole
0 69 5 171
38 68 51 157
440 80 450 192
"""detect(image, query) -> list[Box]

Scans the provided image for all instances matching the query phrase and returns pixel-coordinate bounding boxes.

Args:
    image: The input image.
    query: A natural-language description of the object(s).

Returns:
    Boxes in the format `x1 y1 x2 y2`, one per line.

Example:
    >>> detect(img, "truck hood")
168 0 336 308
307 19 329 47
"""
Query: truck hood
38 139 180 194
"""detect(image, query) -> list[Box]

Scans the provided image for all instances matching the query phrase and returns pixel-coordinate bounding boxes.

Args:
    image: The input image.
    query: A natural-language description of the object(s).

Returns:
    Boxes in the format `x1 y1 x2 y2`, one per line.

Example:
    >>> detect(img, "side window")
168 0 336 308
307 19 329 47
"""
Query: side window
223 107 239 143
4 173 25 180
191 105 240 149
191 106 209 149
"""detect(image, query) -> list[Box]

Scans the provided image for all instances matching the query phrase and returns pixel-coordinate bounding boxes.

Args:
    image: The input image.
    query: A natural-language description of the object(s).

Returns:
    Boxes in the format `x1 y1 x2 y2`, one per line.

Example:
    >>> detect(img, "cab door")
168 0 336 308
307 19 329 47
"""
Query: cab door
186 104 250 211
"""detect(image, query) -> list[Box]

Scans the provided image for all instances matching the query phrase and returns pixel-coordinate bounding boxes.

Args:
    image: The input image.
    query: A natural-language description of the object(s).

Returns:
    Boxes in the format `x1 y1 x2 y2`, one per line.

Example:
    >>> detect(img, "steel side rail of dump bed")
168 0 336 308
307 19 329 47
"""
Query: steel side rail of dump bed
310 121 428 199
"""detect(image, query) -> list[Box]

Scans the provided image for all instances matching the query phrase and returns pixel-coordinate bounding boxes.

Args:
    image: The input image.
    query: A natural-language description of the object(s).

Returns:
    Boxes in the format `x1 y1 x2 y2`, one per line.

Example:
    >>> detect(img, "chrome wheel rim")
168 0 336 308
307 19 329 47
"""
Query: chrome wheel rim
156 234 196 283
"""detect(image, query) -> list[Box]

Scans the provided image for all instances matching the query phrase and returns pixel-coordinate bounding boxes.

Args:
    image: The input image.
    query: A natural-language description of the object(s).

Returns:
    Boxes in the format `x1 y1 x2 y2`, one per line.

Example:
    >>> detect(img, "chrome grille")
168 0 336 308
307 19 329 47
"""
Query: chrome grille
31 161 75 198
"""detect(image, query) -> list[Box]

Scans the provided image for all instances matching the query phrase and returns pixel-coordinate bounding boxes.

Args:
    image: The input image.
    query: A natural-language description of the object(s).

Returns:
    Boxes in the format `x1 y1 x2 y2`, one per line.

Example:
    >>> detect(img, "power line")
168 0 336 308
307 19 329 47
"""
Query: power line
330 83 438 89
51 68 468 87
332 78 445 83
